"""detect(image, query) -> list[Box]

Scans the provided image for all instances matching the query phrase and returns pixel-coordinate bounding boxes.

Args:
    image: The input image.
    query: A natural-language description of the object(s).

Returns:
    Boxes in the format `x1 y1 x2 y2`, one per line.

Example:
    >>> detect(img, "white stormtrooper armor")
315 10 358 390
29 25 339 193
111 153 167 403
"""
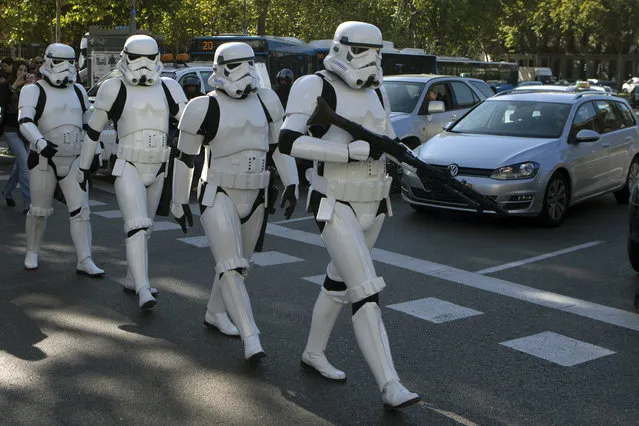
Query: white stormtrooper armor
76 34 187 310
279 22 420 410
18 43 104 277
172 42 298 361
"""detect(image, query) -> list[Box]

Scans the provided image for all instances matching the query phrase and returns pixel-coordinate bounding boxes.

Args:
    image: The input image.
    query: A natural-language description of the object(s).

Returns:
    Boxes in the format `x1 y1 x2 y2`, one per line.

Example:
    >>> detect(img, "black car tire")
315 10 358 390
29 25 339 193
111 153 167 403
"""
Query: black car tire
628 238 639 272
537 173 569 227
614 156 639 204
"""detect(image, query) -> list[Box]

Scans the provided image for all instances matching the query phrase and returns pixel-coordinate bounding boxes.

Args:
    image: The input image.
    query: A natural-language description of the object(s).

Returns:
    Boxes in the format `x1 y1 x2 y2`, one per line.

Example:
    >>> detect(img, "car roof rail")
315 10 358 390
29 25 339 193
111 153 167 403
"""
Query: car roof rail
573 90 614 99
494 89 514 97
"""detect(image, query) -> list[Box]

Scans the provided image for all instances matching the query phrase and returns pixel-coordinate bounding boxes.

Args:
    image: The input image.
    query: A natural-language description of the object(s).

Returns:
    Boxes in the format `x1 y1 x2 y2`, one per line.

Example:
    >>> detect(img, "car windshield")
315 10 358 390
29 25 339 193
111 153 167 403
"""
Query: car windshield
200 70 213 92
383 81 426 113
450 100 571 138
87 69 122 97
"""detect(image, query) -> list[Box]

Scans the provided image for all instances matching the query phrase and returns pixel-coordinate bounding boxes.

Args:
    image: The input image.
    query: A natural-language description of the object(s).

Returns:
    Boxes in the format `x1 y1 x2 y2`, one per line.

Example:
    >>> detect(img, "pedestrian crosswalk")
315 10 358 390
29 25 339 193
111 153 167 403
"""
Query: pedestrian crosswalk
85 195 623 368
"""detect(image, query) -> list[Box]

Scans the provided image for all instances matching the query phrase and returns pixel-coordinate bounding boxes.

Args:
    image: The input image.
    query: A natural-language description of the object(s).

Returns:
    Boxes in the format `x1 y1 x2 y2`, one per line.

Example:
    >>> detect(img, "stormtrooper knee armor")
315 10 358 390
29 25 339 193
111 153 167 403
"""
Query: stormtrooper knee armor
19 43 103 277
279 21 419 410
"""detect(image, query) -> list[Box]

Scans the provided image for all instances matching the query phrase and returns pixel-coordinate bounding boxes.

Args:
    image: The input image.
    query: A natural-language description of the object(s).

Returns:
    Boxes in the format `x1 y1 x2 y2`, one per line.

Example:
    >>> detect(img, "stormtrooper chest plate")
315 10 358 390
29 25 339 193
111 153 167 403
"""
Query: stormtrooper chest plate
210 93 268 159
117 82 169 138
37 84 83 134
322 80 389 145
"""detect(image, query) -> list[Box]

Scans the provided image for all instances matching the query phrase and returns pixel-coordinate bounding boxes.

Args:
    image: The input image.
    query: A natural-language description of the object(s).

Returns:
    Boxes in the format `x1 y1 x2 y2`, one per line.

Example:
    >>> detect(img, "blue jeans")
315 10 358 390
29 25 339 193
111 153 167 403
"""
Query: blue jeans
2 131 31 210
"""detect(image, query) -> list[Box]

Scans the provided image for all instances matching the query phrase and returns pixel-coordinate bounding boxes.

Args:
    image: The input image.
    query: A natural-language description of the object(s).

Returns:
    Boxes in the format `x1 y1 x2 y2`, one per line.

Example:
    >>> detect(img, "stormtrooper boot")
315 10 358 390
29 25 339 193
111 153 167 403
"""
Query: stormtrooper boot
122 268 158 295
125 230 156 310
219 270 265 361
301 287 347 381
70 215 105 277
352 302 420 411
24 213 46 270
122 230 157 294
204 274 239 337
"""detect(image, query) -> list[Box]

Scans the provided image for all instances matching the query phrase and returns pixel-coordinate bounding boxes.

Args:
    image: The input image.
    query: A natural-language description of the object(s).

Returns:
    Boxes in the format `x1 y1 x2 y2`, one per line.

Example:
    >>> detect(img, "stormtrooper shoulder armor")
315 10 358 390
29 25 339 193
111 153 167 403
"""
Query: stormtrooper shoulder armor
178 95 211 135
18 83 42 116
256 88 284 123
285 74 324 117
161 77 188 106
93 78 124 113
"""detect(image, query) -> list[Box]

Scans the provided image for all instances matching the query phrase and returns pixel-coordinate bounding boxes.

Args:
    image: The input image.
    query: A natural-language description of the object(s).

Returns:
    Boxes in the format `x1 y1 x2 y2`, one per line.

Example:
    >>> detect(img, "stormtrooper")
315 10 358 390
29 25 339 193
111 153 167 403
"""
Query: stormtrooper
76 35 187 309
18 43 104 277
171 42 299 361
278 22 420 410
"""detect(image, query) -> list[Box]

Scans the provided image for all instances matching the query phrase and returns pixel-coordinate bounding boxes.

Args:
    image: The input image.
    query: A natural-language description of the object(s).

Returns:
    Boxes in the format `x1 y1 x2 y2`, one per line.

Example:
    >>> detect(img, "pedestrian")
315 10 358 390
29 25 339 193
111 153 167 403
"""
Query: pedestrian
278 21 420 410
171 42 298 360
274 68 294 109
1 60 31 213
77 35 187 309
18 44 103 277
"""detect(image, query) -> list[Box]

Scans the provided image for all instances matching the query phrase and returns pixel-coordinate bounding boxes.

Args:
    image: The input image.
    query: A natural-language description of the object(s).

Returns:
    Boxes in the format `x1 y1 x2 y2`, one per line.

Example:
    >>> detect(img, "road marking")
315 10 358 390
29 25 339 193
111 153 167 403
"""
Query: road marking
274 216 314 224
388 297 483 323
152 221 182 232
302 275 324 285
500 331 616 366
88 199 106 207
265 224 639 332
178 236 209 248
0 175 9 181
91 180 116 194
251 251 304 266
475 241 604 274
93 209 122 219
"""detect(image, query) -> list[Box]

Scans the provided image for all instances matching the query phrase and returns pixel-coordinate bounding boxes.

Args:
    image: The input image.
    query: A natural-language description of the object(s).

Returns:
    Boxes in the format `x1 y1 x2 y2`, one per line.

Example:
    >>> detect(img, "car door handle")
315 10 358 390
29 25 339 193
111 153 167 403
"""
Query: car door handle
451 115 457 120
601 143 610 147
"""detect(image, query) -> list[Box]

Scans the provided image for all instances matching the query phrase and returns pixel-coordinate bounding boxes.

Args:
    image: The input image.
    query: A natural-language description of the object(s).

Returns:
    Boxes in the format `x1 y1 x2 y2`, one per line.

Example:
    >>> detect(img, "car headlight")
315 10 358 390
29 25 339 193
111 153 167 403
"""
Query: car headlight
491 162 539 180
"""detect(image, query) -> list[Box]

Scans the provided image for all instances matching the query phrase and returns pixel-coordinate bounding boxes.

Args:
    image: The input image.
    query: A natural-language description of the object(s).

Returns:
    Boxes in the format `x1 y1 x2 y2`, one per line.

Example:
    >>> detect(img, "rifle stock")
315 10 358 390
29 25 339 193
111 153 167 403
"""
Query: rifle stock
307 97 508 215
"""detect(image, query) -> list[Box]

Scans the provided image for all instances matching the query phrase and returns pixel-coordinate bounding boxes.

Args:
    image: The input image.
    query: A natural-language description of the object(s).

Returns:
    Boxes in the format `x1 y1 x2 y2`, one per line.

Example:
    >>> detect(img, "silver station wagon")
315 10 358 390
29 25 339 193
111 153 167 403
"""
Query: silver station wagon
401 90 639 226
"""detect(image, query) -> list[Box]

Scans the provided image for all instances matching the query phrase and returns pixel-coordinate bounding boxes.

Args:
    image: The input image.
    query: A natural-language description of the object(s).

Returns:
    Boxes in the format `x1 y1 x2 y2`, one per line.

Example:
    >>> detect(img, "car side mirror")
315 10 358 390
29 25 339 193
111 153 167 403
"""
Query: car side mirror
428 100 445 114
574 129 600 143
443 121 454 131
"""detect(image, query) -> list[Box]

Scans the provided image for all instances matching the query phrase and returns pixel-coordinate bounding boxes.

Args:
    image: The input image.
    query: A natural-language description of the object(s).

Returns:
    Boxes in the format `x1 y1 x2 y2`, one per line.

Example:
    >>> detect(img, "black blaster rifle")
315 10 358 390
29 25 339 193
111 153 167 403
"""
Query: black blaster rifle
307 97 508 215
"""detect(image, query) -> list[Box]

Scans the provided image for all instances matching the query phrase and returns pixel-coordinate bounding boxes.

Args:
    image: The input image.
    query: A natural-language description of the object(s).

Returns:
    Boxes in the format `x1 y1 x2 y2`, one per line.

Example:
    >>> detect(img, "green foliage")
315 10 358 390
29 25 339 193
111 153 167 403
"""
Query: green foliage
1 0 638 58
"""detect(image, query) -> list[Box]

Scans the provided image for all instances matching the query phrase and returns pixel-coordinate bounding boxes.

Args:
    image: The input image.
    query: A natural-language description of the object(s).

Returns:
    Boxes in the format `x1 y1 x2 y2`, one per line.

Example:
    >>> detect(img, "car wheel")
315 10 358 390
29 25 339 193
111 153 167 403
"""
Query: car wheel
628 238 639 272
537 173 569 227
614 156 639 204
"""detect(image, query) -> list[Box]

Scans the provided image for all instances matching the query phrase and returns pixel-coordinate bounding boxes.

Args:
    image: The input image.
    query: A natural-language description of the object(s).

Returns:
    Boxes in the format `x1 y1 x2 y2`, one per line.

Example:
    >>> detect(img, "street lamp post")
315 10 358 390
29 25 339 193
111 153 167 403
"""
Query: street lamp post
56 0 61 42
130 0 137 35
243 0 247 35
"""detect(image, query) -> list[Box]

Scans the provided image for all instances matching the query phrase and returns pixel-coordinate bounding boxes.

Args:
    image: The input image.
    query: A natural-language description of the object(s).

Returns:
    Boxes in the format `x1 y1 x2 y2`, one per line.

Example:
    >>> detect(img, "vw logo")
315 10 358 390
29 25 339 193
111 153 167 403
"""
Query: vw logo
448 163 459 177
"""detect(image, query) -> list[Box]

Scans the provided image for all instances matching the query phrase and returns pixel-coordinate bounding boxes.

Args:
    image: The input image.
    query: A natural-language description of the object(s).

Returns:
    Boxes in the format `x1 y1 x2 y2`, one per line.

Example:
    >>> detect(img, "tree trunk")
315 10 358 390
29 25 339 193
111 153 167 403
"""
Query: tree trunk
256 0 271 36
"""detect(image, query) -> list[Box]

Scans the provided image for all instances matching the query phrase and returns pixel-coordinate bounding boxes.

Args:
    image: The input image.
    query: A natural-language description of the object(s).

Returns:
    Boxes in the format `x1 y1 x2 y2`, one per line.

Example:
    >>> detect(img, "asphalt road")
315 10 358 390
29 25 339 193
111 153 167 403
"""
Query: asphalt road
1 162 638 425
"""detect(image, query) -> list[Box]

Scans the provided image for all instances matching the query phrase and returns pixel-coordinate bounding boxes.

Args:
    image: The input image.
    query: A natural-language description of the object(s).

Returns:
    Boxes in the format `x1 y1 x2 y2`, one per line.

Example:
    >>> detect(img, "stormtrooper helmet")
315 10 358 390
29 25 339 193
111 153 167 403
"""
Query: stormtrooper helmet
117 35 163 86
209 42 258 99
323 21 383 90
41 43 77 87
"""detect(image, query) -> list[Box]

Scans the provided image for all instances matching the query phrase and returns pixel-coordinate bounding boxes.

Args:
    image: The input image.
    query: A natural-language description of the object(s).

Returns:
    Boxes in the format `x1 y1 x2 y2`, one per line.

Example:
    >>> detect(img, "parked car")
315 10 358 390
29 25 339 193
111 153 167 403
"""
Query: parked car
383 74 494 149
621 77 639 94
401 91 639 226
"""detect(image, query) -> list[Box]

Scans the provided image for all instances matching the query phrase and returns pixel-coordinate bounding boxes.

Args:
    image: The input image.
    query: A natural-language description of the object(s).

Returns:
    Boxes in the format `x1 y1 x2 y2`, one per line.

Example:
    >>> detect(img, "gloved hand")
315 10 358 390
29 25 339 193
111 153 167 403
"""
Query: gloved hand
171 202 193 233
280 184 297 219
35 138 58 159
76 167 91 192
